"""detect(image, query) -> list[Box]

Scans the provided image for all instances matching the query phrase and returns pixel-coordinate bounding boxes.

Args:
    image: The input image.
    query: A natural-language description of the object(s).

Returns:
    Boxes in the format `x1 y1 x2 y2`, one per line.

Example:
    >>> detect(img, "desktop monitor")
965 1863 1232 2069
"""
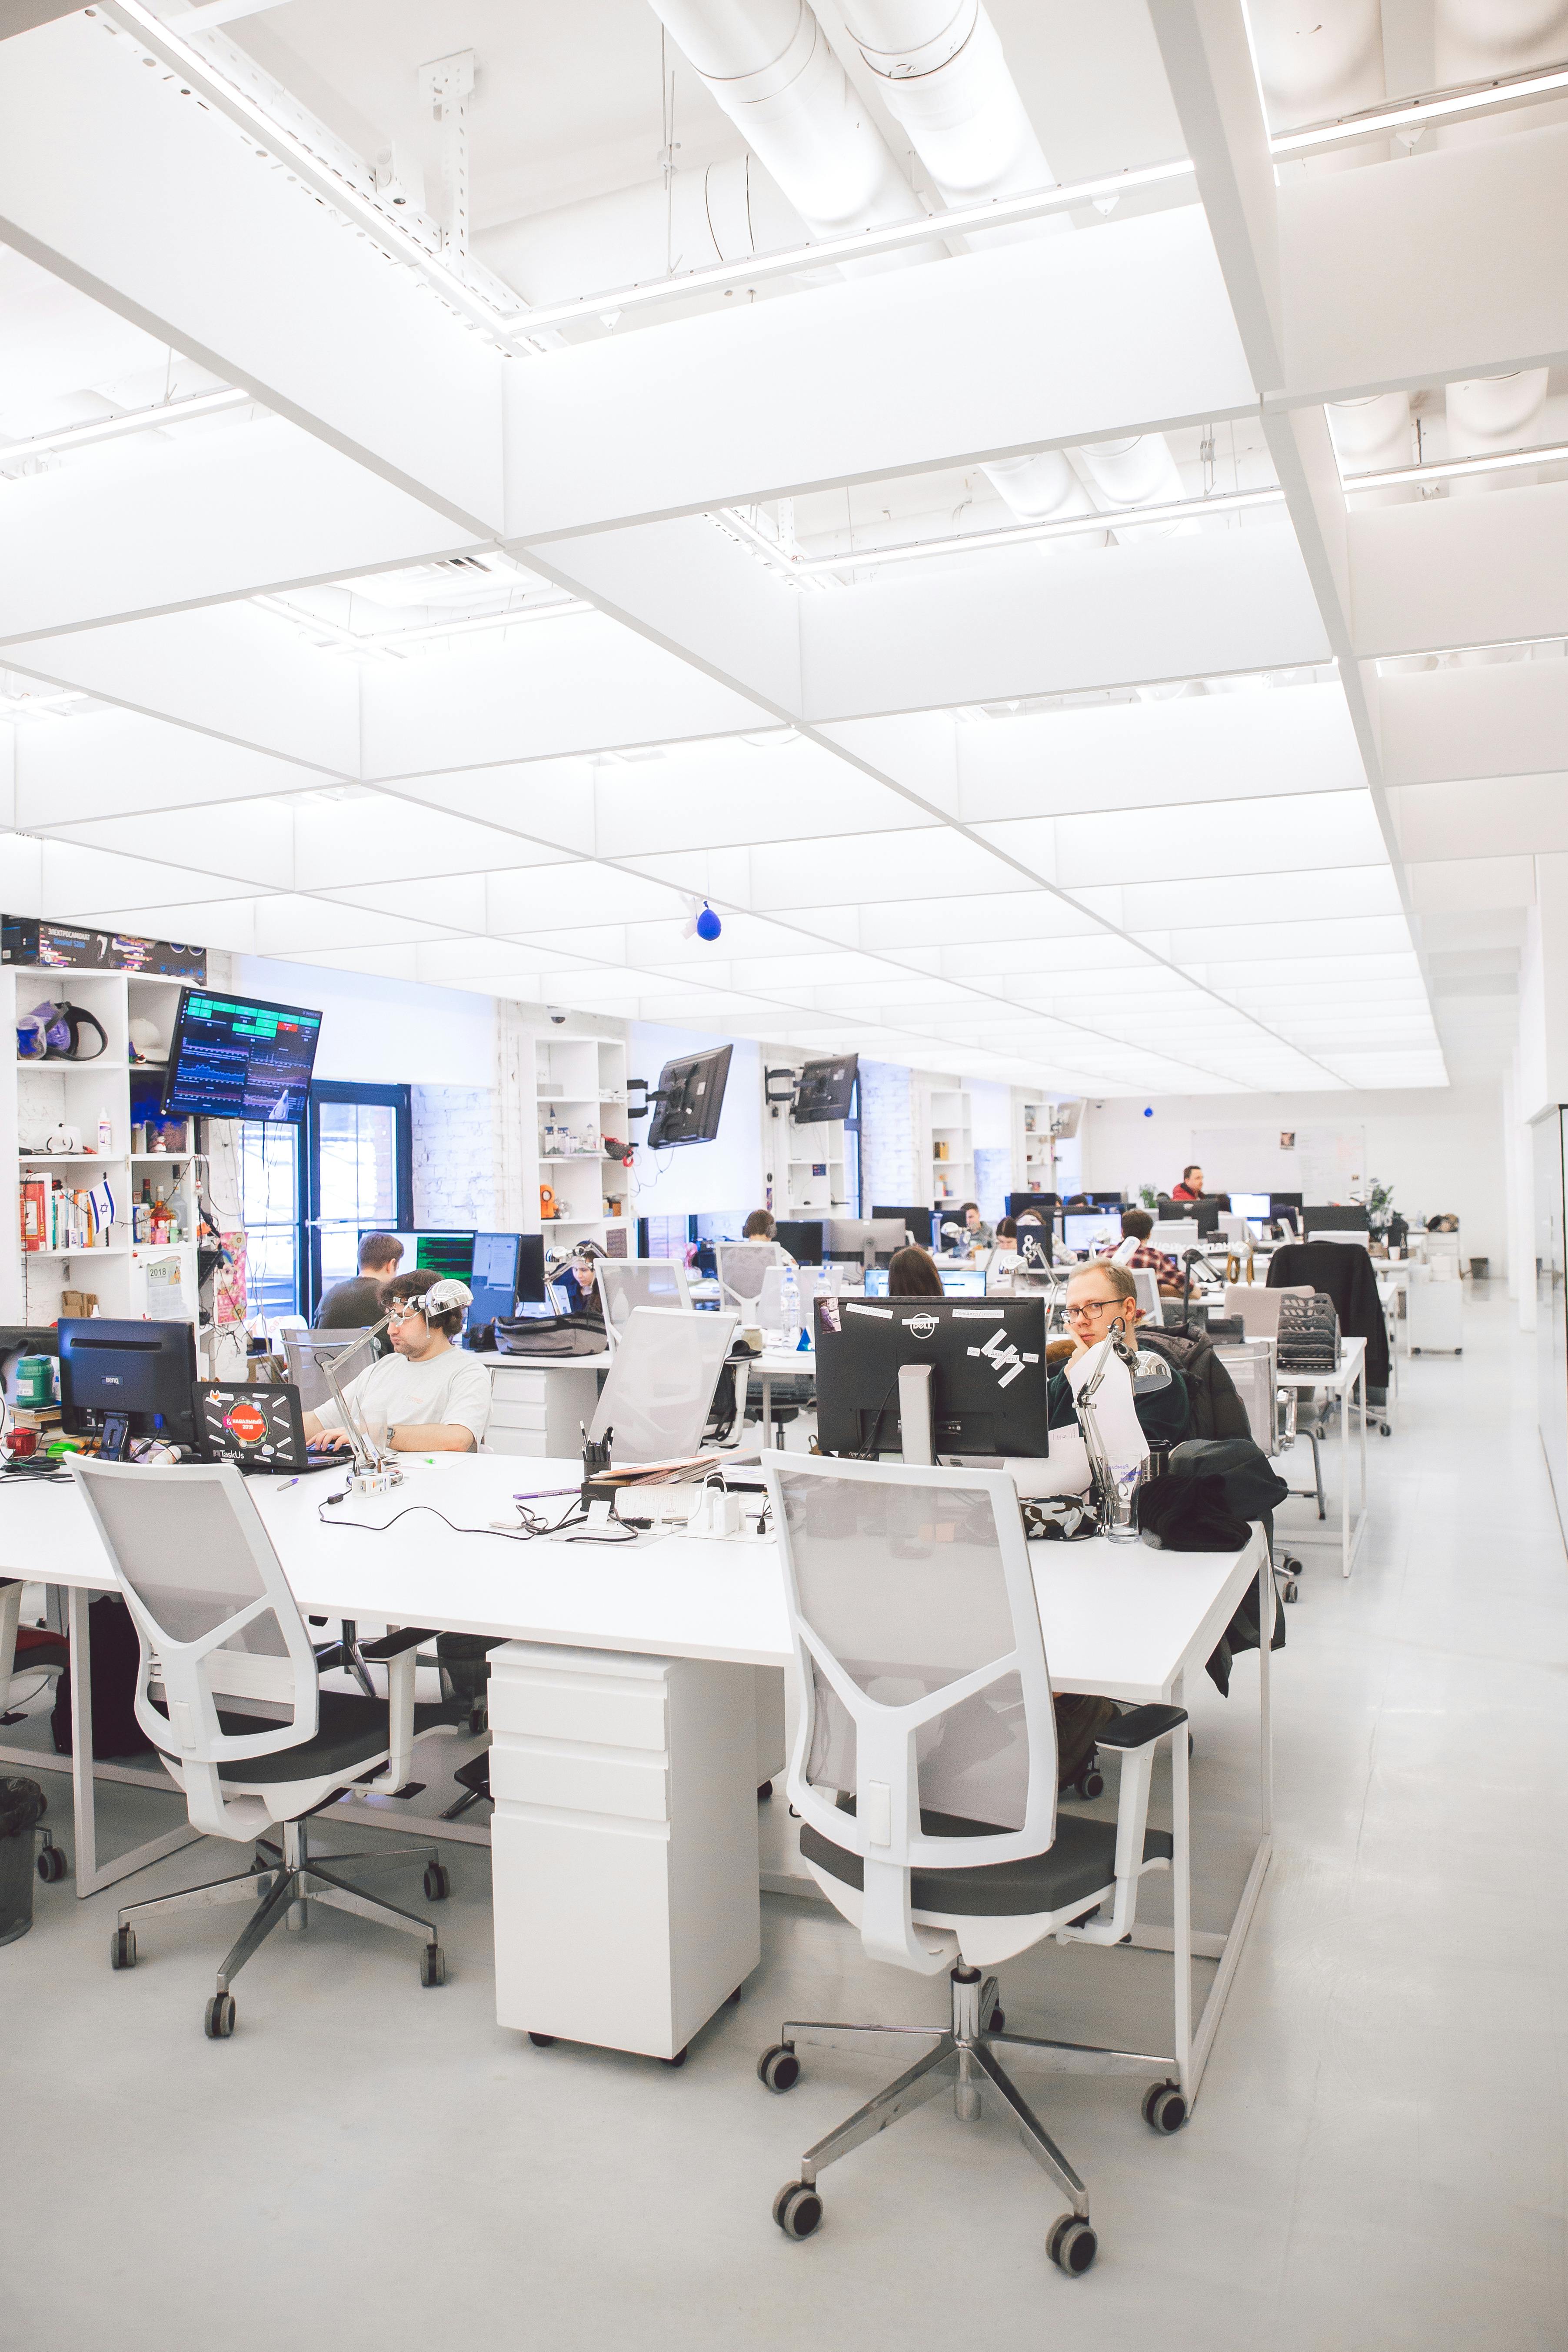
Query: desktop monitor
1062 1209 1121 1253
775 1219 824 1265
162 987 322 1124
516 1233 546 1306
645 1045 732 1148
824 1217 904 1264
1007 1192 1059 1222
359 1230 473 1281
872 1204 935 1248
1302 1205 1369 1233
1270 1193 1303 1215
58 1318 199 1455
792 1053 858 1124
1228 1193 1271 1222
1194 1199 1228 1237
1083 1193 1125 1207
813 1294 1049 1460
1016 1223 1053 1272
466 1232 524 1334
937 1266 989 1296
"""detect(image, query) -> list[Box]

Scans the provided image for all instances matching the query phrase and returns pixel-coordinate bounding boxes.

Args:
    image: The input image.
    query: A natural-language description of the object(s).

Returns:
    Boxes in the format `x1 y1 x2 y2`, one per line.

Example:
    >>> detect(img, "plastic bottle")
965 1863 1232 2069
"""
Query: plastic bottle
779 1264 802 1352
97 1109 112 1156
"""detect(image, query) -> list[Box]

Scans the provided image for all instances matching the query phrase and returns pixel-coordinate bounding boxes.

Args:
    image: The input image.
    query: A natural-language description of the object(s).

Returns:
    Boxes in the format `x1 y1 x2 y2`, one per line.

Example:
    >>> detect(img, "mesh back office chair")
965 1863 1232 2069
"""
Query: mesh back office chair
281 1327 376 1413
755 1453 1190 2274
596 1257 691 1346
72 1456 461 2037
715 1239 782 1317
0 1579 69 1881
1131 1267 1165 1325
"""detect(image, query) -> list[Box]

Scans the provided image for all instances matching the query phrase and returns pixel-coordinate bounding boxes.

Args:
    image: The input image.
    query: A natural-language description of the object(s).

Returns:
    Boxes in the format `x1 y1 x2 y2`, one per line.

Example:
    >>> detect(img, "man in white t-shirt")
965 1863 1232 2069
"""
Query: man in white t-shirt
303 1272 492 1453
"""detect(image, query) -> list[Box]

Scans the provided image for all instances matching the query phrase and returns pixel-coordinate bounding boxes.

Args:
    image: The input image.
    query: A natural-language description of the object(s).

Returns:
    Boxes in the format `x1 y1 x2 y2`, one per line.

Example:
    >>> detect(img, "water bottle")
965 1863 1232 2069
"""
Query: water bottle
779 1265 802 1352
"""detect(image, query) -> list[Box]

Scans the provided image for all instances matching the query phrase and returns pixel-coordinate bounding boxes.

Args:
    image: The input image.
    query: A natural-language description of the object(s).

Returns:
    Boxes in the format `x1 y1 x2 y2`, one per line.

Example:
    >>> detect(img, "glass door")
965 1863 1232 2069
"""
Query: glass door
307 1083 412 1316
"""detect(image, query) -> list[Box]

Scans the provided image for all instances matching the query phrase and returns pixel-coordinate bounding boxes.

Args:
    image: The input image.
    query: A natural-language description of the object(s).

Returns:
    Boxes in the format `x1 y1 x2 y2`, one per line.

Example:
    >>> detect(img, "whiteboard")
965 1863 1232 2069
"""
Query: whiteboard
1188 1125 1366 1204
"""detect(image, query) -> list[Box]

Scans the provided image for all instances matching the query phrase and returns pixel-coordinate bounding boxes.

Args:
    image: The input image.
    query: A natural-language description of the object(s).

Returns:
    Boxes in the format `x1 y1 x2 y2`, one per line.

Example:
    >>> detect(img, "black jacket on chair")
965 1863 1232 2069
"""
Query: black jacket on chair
1266 1241 1389 1391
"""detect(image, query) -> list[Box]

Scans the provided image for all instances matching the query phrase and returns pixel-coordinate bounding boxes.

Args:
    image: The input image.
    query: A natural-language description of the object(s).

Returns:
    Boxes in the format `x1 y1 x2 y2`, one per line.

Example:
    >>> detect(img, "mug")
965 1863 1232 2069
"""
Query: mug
8 1427 38 1458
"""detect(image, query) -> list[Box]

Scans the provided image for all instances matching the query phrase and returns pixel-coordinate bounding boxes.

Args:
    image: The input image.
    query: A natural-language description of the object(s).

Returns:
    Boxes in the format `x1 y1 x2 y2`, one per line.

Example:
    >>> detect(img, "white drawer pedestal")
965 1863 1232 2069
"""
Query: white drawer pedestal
489 1642 761 2060
485 1363 603 1459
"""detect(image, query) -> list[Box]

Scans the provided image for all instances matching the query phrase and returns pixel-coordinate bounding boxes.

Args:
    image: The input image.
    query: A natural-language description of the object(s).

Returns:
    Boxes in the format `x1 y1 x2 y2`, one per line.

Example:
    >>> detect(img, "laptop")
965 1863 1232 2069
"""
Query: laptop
192 1380 348 1476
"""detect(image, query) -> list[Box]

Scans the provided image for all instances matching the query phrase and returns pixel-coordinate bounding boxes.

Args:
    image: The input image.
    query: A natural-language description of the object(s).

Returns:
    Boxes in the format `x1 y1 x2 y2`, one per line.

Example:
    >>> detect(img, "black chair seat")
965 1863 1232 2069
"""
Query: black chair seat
155 1690 463 1786
801 1804 1174 1918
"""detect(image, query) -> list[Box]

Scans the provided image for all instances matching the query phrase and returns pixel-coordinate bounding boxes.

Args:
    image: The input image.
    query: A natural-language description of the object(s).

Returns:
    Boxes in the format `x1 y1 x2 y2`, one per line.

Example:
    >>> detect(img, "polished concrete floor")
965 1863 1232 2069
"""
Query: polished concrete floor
3 1288 1565 2350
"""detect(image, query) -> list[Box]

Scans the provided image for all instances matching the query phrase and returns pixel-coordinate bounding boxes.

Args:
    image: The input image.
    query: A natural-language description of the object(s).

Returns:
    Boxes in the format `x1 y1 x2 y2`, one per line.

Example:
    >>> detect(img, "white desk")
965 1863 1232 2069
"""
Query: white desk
0 1456 1270 2105
1276 1334 1368 1576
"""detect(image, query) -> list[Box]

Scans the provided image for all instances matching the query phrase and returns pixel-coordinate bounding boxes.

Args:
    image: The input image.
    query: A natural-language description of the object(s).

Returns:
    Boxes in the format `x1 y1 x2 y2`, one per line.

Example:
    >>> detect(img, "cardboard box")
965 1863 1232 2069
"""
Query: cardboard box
2 918 206 980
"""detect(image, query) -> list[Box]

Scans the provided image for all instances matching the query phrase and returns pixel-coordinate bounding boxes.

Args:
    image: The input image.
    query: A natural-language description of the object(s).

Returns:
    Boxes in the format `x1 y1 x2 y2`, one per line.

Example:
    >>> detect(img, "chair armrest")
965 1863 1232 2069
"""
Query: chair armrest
1096 1702 1188 1751
358 1626 437 1661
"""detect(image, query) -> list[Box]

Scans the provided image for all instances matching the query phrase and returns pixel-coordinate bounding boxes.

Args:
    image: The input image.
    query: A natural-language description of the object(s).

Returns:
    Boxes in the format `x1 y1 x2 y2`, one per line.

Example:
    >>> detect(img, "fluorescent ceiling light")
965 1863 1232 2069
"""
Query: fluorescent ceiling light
722 486 1285 578
507 160 1196 340
254 593 589 657
0 386 253 464
1271 59 1568 154
1344 440 1568 492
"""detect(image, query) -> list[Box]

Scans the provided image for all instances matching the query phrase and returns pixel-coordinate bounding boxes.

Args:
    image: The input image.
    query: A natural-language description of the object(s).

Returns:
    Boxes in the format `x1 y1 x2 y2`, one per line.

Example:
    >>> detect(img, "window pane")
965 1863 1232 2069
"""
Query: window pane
236 1123 300 1319
318 1103 396 1226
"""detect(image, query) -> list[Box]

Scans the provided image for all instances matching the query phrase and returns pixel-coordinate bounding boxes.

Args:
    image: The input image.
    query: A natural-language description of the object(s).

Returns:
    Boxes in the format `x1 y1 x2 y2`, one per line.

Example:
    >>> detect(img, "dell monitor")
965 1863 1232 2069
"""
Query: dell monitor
775 1219 824 1266
814 1294 1049 1461
643 1045 732 1148
792 1053 858 1124
872 1204 935 1248
163 988 322 1124
58 1318 199 1457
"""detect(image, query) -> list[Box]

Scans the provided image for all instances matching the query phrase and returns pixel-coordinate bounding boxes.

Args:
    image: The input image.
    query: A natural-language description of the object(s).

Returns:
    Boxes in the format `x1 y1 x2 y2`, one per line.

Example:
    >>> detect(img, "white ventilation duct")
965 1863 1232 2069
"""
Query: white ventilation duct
837 1 1185 520
1435 0 1568 83
1250 0 1386 174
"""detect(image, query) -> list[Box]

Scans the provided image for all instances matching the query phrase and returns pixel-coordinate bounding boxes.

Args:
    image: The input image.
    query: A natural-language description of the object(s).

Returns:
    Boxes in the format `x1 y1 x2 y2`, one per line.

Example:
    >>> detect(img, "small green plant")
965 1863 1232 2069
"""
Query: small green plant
1366 1177 1395 1232
1139 1184 1158 1212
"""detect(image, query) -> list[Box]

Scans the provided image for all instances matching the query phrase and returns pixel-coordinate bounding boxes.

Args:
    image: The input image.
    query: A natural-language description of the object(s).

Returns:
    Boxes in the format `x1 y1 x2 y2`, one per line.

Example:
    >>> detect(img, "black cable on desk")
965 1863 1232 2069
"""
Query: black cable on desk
317 1496 589 1543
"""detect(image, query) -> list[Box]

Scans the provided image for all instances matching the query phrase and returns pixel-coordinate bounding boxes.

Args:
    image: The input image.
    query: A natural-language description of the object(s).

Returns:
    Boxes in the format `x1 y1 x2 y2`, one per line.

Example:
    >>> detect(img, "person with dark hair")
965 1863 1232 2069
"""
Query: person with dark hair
1172 1164 1205 1204
1098 1207 1182 1294
743 1206 796 1265
303 1269 491 1453
315 1231 403 1330
887 1245 944 1297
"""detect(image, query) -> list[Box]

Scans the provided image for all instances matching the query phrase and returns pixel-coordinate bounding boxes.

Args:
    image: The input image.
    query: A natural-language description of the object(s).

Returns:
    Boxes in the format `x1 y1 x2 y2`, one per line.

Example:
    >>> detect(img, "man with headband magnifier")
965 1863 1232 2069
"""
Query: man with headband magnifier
302 1270 492 1456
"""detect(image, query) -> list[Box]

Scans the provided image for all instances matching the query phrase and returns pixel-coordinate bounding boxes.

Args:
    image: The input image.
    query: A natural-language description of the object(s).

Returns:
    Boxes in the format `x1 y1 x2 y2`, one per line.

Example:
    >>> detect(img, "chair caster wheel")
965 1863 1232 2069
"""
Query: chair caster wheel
757 1780 773 1800
758 2044 800 2092
773 2181 822 2239
528 2032 556 2046
727 1985 743 2005
204 1993 236 2039
110 1925 136 1970
1143 2080 1187 2134
988 2006 1005 2034
36 1842 66 1883
467 1705 487 1735
423 1862 450 1902
663 2046 687 2067
1048 2214 1097 2274
1282 1579 1298 1603
1073 1767 1103 1800
420 1943 446 1988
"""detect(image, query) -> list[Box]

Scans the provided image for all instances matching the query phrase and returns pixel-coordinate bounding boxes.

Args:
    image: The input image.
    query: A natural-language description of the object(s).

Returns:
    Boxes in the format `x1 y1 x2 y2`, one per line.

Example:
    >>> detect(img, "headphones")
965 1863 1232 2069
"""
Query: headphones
17 1001 108 1062
416 1278 473 1320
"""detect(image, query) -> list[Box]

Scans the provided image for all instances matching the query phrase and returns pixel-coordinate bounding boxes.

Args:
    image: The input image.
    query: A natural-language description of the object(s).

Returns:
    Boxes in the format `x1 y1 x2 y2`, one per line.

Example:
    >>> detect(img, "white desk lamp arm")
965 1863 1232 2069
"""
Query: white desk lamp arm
318 1311 392 1470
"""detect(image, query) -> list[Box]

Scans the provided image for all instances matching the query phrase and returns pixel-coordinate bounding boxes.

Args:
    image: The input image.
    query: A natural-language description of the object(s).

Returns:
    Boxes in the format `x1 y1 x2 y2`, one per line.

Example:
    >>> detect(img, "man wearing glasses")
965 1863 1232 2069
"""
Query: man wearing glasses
303 1269 492 1455
1049 1262 1191 1445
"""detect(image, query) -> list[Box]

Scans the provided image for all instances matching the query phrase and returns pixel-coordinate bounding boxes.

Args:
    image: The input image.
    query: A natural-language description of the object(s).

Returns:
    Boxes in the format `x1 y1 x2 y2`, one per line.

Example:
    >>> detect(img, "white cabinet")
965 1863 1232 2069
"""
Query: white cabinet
489 1642 760 2058
535 1031 631 1259
485 1360 603 1456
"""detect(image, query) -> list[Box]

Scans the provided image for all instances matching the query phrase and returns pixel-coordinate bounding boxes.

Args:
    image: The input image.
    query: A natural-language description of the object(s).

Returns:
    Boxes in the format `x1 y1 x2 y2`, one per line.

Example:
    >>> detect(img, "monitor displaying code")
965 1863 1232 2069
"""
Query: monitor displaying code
164 990 323 1123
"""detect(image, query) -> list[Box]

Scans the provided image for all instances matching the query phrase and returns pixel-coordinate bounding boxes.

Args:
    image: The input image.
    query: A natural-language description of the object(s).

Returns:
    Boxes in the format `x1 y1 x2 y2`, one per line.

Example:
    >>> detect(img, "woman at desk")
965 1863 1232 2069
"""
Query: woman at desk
887 1245 943 1297
303 1273 492 1453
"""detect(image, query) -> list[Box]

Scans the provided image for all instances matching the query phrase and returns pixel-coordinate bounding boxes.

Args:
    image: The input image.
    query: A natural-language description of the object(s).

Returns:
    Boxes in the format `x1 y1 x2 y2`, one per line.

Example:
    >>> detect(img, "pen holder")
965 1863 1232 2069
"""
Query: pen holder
1100 1461 1144 1545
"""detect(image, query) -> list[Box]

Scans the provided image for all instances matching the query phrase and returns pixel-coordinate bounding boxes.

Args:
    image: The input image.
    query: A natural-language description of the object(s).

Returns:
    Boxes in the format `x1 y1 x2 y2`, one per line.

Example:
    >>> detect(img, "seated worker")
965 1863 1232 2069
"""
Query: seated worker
887 1244 944 1297
556 1243 605 1315
316 1231 402 1329
1172 1164 1205 1204
945 1199 993 1254
743 1207 796 1267
994 1216 1018 1249
1047 1263 1190 1447
303 1272 492 1453
1099 1208 1183 1296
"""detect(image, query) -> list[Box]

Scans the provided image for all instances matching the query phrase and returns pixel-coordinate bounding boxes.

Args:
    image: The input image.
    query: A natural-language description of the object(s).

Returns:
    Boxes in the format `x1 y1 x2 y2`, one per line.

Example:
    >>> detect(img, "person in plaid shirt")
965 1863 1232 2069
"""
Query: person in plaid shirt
1098 1208 1184 1295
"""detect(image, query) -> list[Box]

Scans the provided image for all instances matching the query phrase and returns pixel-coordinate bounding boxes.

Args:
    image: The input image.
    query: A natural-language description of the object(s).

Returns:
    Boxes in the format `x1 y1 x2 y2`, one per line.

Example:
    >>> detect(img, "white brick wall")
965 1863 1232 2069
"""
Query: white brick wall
412 1086 497 1227
860 1060 917 1208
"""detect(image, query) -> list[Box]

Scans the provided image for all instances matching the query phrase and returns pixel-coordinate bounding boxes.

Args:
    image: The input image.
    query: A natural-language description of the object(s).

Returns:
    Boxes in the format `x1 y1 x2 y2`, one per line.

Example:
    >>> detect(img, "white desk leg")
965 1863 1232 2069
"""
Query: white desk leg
1358 1360 1368 1516
1171 1668 1192 2103
1340 1375 1351 1576
1257 1544 1273 1840
760 1369 772 1441
1187 1539 1275 2103
67 1586 200 1900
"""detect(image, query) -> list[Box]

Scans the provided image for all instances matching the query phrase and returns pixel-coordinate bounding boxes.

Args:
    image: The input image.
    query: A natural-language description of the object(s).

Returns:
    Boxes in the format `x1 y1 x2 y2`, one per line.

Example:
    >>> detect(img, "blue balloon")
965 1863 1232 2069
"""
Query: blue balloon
695 905 722 942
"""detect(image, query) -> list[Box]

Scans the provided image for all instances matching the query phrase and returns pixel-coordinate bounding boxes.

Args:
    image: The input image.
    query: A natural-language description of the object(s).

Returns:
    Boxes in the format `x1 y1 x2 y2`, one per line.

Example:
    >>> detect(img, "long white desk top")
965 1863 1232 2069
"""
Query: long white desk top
0 1456 1263 1705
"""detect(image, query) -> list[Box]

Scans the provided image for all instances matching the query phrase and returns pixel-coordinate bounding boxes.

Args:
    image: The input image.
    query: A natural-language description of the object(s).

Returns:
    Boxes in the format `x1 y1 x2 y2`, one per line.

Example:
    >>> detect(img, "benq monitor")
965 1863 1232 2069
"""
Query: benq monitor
163 988 322 1124
813 1293 1049 1460
792 1053 858 1124
646 1045 733 1148
58 1318 199 1456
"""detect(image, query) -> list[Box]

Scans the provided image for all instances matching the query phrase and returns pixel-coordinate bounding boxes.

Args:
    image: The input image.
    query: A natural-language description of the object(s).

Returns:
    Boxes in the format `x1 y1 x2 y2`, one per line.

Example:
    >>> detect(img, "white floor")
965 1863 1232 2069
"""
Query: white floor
3 1289 1566 2350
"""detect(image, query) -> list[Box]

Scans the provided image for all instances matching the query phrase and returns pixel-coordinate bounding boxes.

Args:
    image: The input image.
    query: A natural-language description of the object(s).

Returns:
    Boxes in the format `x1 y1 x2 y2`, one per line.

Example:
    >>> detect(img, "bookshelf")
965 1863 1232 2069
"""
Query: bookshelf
534 1030 632 1258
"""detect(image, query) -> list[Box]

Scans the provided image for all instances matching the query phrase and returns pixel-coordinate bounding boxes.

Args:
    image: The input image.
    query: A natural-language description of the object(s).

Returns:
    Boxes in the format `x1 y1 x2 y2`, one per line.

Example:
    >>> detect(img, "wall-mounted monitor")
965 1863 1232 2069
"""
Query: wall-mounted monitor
163 987 322 1124
792 1053 858 1124
644 1044 733 1148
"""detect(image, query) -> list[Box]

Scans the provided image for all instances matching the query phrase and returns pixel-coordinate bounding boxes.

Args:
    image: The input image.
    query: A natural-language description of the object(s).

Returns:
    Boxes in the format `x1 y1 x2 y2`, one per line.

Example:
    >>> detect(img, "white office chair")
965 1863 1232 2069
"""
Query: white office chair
715 1239 781 1317
596 1257 692 1346
755 1451 1190 2275
282 1327 376 1412
72 1456 461 2038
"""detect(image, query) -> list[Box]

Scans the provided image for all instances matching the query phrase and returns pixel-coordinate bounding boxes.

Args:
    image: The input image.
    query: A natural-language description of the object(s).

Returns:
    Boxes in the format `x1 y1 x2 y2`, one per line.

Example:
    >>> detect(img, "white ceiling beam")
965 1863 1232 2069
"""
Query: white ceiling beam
1376 661 1568 788
1348 483 1568 661
1275 122 1568 400
1389 775 1568 864
504 207 1256 540
10 708 330 826
0 12 503 533
0 423 483 646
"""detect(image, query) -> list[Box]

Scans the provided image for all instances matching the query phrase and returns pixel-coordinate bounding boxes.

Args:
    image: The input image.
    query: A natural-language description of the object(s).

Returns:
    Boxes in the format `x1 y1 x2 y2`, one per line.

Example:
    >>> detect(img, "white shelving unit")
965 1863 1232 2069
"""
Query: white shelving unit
3 966 204 1328
535 1031 632 1258
1014 1095 1056 1202
924 1083 973 1213
783 1115 850 1218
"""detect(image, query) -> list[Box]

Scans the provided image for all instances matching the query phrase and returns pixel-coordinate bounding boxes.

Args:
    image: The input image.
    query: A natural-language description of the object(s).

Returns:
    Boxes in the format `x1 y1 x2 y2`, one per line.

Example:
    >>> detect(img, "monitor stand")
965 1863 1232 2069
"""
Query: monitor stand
100 1412 131 1462
896 1364 934 1466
